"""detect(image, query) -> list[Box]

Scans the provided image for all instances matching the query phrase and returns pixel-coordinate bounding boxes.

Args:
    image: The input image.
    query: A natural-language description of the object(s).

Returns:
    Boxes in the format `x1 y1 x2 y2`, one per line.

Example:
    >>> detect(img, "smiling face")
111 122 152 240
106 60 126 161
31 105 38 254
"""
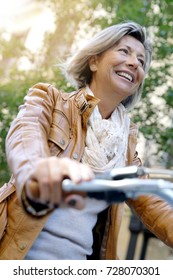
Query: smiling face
89 35 146 104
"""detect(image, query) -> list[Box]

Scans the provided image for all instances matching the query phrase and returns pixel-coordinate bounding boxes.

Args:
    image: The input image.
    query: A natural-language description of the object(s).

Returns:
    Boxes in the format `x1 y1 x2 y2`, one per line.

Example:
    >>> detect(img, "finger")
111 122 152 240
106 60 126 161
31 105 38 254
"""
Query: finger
35 161 55 204
39 179 51 204
63 159 94 184
49 180 62 207
25 179 40 200
47 163 63 206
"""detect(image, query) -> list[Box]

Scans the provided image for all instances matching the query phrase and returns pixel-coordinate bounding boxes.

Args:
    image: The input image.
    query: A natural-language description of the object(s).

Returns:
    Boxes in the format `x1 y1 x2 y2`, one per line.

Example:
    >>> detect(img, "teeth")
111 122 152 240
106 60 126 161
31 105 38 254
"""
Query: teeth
116 72 133 82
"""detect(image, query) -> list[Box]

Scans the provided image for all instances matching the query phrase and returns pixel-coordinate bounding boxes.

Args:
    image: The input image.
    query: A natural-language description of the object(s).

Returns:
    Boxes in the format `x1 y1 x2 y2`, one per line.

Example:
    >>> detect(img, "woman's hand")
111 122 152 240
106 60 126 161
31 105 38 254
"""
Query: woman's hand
24 157 94 209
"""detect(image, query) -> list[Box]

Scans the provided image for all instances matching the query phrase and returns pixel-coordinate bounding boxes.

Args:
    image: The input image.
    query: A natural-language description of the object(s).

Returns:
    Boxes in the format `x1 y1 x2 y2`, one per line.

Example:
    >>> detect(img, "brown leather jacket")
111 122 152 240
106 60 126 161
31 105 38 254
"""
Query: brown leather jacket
1 83 173 260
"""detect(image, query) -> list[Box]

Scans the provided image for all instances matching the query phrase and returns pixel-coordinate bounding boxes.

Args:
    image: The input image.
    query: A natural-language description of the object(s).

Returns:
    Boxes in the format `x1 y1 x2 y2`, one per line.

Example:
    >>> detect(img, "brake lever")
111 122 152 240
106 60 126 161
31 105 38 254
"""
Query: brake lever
95 166 145 180
95 166 173 181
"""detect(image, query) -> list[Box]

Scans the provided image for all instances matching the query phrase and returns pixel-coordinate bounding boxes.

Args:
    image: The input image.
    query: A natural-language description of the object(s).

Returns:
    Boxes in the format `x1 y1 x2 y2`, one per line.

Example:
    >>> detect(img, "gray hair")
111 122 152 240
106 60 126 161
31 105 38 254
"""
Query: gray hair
61 21 152 110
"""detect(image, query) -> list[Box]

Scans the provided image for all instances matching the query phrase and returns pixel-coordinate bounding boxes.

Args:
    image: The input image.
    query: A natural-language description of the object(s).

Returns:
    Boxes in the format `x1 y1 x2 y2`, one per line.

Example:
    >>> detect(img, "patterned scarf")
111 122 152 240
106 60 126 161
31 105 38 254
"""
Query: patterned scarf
82 87 130 173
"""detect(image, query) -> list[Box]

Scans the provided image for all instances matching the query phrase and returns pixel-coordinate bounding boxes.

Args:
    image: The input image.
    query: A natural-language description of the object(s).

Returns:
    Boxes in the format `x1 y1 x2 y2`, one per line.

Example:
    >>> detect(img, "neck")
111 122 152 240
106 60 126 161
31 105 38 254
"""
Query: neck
89 83 122 119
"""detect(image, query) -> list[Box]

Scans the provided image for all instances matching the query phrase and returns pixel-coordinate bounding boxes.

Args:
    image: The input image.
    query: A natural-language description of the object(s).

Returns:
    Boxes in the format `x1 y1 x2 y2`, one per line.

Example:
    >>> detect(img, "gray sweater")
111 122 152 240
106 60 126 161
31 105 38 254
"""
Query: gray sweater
25 197 107 260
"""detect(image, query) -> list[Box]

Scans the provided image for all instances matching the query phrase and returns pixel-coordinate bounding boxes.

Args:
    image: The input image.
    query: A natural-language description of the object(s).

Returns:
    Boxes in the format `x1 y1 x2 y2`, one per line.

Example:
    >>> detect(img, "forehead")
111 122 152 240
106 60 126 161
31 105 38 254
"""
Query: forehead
115 35 145 57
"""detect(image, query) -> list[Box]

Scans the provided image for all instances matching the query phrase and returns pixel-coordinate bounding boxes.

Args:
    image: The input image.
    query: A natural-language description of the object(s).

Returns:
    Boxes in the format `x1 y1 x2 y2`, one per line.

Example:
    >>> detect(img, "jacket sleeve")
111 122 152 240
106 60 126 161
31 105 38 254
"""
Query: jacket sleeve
6 83 58 197
128 194 173 248
127 126 173 248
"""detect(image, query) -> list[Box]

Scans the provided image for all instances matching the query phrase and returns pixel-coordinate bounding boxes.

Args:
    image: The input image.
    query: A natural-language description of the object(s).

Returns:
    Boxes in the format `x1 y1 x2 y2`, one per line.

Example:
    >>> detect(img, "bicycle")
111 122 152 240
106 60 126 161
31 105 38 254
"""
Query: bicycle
62 165 173 205
63 165 173 260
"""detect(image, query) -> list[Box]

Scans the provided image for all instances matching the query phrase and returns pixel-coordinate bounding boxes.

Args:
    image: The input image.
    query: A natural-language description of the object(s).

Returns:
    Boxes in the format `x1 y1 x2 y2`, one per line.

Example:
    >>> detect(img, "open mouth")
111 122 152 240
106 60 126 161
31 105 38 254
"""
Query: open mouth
116 71 134 82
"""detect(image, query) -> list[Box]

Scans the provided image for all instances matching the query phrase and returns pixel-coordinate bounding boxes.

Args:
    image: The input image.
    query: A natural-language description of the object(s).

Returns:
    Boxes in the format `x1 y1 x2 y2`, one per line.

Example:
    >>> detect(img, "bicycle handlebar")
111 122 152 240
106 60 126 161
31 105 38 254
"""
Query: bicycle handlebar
62 166 173 205
95 165 173 180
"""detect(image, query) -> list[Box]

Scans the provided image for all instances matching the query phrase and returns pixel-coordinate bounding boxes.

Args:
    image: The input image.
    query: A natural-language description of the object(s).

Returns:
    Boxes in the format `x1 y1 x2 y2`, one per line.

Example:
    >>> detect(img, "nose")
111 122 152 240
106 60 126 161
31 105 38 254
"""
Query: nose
126 54 139 69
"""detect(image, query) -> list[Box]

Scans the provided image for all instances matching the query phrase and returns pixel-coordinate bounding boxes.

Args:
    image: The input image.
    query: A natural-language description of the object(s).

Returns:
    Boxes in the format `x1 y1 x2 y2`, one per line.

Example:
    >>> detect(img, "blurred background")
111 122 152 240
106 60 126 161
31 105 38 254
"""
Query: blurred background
0 0 173 259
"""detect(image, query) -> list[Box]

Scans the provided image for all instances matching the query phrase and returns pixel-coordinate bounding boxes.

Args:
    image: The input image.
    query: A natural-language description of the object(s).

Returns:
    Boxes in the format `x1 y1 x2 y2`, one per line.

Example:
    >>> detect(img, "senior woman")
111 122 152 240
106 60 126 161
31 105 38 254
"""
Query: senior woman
1 21 173 260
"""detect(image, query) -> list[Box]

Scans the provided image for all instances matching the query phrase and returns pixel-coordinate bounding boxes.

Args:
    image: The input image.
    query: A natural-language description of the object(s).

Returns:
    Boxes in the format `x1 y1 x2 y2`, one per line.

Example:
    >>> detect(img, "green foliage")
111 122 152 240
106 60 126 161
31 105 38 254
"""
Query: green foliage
0 81 26 185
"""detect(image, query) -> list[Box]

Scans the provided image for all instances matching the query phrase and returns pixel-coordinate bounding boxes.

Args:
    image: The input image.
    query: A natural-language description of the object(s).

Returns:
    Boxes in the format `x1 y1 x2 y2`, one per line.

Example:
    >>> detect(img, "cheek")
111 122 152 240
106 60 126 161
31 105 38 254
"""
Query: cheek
138 69 145 83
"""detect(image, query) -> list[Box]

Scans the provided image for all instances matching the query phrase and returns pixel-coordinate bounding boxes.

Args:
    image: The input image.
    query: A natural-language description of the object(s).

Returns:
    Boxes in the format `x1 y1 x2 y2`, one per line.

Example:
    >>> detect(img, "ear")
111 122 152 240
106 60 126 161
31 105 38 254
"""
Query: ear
89 56 98 72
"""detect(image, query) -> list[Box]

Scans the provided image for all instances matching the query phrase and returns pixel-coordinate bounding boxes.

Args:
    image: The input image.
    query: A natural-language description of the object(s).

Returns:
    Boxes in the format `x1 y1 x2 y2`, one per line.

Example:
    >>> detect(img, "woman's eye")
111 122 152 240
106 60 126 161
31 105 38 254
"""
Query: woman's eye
119 48 128 54
139 59 144 67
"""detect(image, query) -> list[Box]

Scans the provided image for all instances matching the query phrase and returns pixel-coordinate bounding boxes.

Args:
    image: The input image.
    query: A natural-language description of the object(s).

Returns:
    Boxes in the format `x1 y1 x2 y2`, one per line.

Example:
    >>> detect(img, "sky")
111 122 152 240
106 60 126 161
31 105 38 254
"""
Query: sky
0 0 55 52
0 0 32 32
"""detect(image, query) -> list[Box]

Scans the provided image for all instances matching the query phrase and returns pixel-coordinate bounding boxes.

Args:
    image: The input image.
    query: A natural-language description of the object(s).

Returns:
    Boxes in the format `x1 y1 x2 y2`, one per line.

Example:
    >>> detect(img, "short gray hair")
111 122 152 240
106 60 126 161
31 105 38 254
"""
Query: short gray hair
61 21 152 110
